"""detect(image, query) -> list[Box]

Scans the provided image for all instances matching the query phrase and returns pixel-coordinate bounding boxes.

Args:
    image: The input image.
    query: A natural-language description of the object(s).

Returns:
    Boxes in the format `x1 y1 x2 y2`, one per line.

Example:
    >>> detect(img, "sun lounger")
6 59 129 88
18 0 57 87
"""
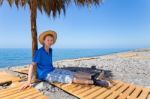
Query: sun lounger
11 67 29 74
117 52 137 58
11 67 150 99
0 71 21 85
51 80 150 99
0 82 48 99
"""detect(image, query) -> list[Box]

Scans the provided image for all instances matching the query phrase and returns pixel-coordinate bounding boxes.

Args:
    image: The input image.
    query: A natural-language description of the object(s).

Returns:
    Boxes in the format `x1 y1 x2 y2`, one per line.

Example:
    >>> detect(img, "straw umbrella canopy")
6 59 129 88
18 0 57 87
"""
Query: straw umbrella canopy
0 0 102 57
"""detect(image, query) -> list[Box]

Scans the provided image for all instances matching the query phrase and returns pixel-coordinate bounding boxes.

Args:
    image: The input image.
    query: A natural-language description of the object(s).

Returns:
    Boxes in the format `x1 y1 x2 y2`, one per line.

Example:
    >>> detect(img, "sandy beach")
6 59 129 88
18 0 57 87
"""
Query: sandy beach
0 48 150 99
54 48 150 87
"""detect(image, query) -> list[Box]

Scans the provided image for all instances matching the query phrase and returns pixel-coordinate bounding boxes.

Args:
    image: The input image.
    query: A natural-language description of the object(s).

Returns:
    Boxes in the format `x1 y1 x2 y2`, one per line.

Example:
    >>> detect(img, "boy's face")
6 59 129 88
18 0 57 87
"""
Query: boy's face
44 36 54 47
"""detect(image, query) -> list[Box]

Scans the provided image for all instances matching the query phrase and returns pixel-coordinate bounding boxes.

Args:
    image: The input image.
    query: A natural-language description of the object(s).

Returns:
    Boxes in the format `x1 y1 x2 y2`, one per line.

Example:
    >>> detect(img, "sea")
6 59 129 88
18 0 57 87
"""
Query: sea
0 48 133 68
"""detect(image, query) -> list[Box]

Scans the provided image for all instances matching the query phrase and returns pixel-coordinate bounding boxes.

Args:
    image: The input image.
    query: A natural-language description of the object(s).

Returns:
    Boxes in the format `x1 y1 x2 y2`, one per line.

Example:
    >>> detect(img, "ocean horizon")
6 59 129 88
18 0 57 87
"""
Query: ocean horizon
0 48 134 68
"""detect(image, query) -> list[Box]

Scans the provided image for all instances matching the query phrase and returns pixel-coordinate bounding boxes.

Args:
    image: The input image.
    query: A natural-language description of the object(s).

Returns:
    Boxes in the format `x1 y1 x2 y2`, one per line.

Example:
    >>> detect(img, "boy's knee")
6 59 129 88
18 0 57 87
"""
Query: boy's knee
73 77 77 83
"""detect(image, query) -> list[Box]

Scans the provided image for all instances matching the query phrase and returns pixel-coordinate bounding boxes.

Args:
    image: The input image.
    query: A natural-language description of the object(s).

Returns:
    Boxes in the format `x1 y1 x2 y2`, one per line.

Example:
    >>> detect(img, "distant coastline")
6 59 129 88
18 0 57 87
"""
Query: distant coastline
0 48 133 68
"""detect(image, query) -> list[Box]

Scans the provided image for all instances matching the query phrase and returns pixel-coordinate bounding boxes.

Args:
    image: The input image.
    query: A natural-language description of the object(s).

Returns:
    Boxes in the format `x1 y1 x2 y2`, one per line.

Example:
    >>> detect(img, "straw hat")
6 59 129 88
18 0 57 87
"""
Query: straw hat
39 30 57 45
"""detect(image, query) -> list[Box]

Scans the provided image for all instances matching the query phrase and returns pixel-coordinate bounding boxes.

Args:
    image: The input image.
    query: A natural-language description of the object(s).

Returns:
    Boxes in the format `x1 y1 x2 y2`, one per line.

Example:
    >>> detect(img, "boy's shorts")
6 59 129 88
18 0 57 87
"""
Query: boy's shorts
45 69 75 84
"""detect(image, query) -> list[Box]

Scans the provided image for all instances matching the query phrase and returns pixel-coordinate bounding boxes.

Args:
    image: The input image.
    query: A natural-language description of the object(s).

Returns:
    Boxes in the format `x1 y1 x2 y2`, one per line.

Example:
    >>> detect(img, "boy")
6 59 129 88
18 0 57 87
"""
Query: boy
20 30 111 90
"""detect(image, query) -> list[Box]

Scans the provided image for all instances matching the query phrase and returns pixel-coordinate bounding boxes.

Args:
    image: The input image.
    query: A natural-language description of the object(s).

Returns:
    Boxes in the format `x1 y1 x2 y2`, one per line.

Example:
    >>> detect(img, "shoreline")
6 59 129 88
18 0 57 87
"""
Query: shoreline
0 48 134 69
0 48 150 87
0 48 150 99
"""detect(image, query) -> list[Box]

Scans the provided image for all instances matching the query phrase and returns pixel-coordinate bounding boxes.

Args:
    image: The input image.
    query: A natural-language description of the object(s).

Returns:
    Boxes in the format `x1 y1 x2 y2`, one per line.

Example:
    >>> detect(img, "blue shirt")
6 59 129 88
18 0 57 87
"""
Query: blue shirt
32 46 55 80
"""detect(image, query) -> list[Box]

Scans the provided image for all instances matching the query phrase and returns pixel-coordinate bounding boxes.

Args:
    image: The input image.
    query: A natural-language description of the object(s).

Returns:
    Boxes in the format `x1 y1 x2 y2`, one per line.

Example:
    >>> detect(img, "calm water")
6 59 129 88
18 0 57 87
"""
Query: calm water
0 48 133 68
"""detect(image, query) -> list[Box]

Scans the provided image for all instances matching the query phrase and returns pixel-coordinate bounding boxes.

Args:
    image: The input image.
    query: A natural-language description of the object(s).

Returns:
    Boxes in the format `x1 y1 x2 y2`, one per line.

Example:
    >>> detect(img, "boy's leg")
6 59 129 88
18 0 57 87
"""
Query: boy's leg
72 77 93 84
72 77 112 87
74 72 92 80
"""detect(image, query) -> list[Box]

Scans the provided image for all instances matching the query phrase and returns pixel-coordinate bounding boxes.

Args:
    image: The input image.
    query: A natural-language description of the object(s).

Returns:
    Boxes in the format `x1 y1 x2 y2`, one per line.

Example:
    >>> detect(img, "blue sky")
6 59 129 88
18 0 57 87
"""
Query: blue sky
0 0 150 49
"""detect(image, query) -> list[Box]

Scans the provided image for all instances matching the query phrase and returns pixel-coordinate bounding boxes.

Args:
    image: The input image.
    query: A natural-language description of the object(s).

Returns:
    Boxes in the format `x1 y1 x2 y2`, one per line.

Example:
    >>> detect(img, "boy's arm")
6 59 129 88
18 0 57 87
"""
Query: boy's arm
27 62 36 84
20 62 36 91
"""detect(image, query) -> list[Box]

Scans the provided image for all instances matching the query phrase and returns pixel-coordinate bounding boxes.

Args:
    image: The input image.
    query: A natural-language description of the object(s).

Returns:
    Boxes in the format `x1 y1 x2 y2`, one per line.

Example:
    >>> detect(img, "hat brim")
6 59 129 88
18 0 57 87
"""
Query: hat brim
39 30 57 45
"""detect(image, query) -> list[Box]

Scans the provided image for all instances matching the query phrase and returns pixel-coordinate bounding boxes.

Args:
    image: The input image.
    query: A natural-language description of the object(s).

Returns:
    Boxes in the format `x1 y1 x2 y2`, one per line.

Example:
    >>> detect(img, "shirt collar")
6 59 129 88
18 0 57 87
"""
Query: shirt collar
42 45 51 55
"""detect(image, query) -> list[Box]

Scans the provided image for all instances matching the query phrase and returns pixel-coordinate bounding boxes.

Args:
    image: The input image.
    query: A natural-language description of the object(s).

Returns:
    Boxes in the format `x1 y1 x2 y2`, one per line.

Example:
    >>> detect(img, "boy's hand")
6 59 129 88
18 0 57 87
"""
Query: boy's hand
19 82 32 91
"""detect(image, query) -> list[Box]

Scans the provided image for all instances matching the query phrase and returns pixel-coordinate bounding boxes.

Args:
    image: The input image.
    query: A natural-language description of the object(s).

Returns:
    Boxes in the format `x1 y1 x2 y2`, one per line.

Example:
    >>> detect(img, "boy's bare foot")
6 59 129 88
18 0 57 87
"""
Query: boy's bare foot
93 80 112 87
91 71 105 80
